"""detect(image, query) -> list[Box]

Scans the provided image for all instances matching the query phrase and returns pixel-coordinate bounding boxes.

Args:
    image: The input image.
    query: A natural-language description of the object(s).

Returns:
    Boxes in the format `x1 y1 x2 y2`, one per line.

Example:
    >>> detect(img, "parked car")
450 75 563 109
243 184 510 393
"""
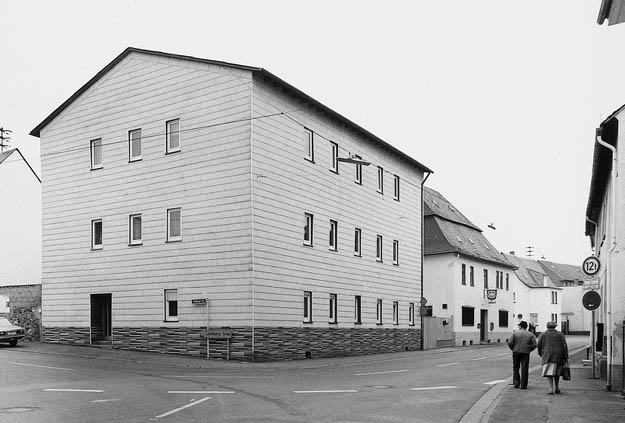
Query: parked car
0 317 25 347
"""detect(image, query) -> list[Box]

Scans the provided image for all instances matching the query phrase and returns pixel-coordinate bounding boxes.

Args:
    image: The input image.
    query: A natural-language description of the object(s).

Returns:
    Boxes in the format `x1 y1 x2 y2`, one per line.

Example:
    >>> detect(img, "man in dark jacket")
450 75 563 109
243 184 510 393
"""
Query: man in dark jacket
508 321 537 389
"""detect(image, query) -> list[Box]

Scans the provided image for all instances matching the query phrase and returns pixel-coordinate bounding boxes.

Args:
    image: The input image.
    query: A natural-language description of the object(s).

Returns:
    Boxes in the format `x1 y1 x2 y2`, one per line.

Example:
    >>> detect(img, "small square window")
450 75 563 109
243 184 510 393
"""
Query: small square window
354 228 362 257
376 235 383 262
304 213 314 246
129 214 142 245
304 128 314 162
91 219 102 250
329 293 337 323
304 291 313 323
129 129 142 162
329 220 338 251
90 138 103 170
330 142 338 173
377 166 384 194
394 175 400 201
165 289 178 322
392 240 399 265
166 119 180 154
167 208 181 242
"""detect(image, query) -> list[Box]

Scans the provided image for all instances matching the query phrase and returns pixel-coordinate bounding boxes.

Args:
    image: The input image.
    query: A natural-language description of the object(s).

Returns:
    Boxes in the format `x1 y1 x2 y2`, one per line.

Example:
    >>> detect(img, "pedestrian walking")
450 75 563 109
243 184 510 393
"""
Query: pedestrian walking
507 320 536 389
537 321 569 395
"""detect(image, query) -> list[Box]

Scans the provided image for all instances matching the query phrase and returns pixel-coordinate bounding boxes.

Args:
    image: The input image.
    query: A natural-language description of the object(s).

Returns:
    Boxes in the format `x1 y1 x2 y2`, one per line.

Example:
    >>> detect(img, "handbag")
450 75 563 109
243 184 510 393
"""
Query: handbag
561 360 571 380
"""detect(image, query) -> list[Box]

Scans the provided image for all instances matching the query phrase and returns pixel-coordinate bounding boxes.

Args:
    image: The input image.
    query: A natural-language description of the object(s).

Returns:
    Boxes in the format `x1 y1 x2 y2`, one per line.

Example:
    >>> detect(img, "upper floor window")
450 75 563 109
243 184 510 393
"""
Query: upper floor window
304 128 314 162
167 208 181 242
392 240 399 265
164 289 178 322
355 155 363 185
129 129 142 162
506 273 510 291
461 264 466 285
377 166 384 194
376 235 383 262
330 142 338 173
483 269 488 289
304 213 314 246
91 219 102 250
129 213 142 245
166 119 180 154
90 138 103 170
470 266 475 286
329 220 338 251
303 291 312 323
354 228 362 257
551 291 558 304
394 175 400 201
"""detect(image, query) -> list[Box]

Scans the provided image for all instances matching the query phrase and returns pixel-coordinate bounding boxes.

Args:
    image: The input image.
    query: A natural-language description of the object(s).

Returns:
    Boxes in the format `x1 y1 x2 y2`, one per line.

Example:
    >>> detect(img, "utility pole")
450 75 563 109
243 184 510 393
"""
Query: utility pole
526 246 534 259
0 127 11 152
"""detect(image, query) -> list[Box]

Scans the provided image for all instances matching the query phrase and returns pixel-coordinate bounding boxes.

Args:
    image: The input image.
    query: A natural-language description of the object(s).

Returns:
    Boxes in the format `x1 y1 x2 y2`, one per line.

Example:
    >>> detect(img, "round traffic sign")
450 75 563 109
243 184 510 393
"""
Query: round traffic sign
582 290 601 311
582 256 601 277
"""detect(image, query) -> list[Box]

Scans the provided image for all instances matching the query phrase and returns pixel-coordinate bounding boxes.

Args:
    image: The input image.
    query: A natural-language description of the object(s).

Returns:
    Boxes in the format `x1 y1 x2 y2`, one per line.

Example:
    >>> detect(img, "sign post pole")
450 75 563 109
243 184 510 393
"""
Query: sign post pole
592 310 596 379
206 300 209 359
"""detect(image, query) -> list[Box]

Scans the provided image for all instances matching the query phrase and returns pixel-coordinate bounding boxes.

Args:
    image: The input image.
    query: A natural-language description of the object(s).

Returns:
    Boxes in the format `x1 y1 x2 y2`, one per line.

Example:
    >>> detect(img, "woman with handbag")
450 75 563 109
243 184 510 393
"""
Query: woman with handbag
537 321 569 395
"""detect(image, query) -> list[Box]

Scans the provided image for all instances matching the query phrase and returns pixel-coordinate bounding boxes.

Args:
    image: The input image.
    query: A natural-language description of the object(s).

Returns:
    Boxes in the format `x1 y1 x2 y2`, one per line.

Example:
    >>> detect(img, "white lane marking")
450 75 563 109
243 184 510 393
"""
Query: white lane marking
294 390 358 394
171 375 274 379
411 386 458 391
44 389 104 393
91 399 119 403
484 380 508 385
496 353 508 357
10 362 74 371
437 362 459 367
168 391 234 394
356 369 411 376
472 356 488 361
155 397 211 419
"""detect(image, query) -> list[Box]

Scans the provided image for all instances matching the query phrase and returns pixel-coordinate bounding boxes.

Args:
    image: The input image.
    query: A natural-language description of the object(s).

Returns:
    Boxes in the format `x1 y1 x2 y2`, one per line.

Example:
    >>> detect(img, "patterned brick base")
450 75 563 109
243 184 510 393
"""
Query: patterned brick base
42 326 421 362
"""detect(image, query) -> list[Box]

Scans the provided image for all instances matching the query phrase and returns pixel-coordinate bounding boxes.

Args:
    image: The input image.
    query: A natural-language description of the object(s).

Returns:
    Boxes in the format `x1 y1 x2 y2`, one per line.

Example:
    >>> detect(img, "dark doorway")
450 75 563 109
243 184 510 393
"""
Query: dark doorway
90 294 112 343
480 309 488 342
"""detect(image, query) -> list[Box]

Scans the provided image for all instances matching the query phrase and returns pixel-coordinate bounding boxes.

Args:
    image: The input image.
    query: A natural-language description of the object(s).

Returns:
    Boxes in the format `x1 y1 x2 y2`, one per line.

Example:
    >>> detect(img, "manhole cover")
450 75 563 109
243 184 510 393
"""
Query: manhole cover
0 407 39 413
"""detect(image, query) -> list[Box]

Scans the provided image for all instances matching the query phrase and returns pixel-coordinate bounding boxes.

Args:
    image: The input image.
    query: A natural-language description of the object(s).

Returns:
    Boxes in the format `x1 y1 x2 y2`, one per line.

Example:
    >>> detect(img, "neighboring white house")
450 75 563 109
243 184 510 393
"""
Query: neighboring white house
423 187 515 347
585 106 625 391
30 47 433 361
502 253 562 335
0 148 41 286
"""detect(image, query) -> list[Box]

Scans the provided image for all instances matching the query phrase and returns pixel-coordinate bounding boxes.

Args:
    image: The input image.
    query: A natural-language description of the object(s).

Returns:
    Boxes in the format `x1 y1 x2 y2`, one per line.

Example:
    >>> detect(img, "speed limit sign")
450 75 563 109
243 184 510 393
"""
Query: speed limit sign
582 256 601 277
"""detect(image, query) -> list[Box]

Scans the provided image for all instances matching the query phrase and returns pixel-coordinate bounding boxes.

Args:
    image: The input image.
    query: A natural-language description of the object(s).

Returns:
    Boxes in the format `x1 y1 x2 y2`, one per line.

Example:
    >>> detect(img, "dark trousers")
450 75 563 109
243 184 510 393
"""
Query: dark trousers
512 352 530 388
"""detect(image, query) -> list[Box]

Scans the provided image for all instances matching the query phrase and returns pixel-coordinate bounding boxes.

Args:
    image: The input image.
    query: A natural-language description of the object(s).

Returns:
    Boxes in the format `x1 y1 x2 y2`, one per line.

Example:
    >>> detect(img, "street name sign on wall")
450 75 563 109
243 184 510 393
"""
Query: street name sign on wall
582 291 601 311
192 298 207 305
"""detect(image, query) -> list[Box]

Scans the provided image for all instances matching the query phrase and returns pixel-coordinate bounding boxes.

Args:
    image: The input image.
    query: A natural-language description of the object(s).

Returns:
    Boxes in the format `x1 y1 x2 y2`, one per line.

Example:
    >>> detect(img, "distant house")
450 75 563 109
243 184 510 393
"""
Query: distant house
538 260 589 335
502 253 562 334
30 48 433 361
0 148 41 286
423 187 515 347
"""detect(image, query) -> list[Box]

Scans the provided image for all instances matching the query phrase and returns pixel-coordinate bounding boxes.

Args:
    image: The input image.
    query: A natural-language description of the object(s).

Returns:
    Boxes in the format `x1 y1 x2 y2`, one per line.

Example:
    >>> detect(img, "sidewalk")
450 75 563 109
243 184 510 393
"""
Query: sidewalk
483 348 625 423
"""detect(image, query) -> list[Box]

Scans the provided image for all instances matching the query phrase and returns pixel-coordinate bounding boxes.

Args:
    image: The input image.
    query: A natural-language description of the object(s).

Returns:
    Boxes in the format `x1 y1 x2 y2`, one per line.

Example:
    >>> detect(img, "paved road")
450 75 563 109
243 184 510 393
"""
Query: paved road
1 336 588 422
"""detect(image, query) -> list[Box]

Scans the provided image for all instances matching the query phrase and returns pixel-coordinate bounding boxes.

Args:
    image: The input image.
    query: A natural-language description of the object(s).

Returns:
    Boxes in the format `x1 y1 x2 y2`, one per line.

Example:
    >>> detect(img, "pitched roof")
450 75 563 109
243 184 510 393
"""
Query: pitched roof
502 253 557 288
30 47 433 174
0 149 16 165
423 187 513 268
538 260 585 286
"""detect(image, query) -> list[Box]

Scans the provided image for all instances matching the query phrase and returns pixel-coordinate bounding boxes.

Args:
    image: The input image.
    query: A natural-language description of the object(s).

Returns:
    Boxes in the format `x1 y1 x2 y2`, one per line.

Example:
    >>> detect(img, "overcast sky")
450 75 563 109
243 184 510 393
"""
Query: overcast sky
3 0 625 271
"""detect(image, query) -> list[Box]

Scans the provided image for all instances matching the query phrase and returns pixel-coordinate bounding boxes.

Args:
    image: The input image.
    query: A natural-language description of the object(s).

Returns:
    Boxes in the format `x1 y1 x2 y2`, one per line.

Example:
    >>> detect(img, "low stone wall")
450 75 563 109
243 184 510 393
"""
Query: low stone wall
42 325 421 361
0 284 41 341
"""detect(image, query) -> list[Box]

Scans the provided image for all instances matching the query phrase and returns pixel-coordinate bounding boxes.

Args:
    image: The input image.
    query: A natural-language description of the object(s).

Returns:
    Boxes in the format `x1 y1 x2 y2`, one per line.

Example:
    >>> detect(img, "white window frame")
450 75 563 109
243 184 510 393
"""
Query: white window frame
91 219 103 250
166 119 180 154
376 299 383 324
329 219 338 251
90 138 103 170
304 213 314 246
129 129 142 162
354 228 362 257
394 175 400 201
355 155 363 185
376 235 383 262
329 293 337 323
129 213 143 245
304 291 313 323
330 141 338 173
167 208 181 242
354 295 362 324
377 166 384 194
409 303 415 326
393 301 399 325
164 289 179 322
304 128 314 162
392 240 399 265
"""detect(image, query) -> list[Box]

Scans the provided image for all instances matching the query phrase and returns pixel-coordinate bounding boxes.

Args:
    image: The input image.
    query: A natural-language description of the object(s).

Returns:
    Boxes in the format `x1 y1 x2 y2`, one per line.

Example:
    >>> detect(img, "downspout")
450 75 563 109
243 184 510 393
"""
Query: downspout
596 127 617 391
420 171 431 350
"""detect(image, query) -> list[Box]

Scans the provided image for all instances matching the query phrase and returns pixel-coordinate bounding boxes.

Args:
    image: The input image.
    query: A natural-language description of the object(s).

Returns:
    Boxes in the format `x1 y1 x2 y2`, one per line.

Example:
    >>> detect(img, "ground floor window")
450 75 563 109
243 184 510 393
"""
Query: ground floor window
303 291 312 323
498 310 508 327
354 296 362 324
164 289 178 322
409 303 415 326
462 306 474 326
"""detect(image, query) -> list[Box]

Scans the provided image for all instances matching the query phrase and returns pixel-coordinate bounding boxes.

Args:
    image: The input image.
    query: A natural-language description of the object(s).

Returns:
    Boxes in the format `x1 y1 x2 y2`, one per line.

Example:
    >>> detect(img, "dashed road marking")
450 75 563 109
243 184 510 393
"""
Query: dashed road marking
411 386 458 391
484 380 507 385
294 390 358 394
10 362 74 371
91 399 119 403
155 397 211 419
437 362 459 367
44 389 104 393
168 391 234 394
356 369 411 376
472 356 488 361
